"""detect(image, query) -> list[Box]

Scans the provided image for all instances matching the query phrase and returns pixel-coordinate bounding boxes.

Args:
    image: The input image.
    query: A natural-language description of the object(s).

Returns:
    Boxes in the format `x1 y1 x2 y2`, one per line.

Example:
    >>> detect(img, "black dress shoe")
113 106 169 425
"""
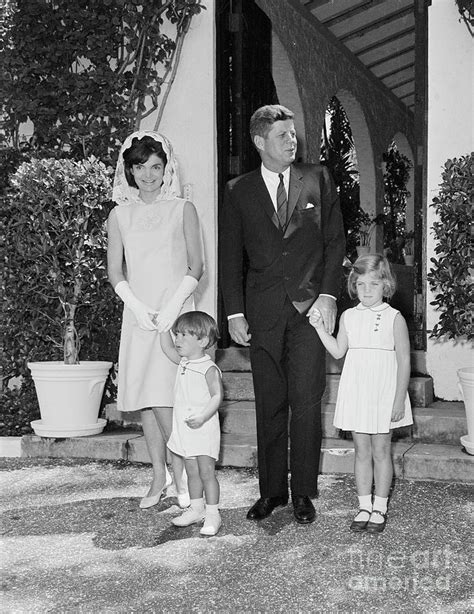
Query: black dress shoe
366 510 387 534
350 509 371 533
246 496 288 520
292 495 316 524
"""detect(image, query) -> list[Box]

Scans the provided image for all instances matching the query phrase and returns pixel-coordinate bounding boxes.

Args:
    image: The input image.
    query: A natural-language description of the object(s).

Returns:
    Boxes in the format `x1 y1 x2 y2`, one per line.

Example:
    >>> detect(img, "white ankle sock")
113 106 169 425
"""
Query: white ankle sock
370 496 388 523
358 495 373 512
355 495 372 520
205 504 219 515
373 496 388 514
190 497 205 512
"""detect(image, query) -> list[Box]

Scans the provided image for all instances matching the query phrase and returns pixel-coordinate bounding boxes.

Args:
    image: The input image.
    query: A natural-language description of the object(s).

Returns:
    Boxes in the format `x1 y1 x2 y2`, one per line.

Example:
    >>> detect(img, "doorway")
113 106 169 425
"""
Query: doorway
216 0 277 346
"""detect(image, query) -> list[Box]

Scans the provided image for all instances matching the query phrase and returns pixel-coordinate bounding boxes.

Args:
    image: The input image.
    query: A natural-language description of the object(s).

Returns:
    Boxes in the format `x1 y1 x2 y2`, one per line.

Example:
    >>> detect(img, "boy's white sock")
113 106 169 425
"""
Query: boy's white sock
200 503 222 536
171 497 205 527
190 497 205 511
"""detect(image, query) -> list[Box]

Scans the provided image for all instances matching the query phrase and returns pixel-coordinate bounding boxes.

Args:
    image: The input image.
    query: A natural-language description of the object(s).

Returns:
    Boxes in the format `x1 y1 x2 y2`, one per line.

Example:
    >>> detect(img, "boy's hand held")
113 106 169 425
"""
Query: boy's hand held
185 412 205 429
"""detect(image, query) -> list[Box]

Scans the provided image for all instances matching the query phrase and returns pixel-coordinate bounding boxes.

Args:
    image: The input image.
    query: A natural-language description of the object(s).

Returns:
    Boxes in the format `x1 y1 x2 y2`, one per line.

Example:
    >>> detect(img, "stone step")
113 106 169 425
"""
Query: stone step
104 400 466 444
221 372 434 407
215 347 428 375
20 430 474 483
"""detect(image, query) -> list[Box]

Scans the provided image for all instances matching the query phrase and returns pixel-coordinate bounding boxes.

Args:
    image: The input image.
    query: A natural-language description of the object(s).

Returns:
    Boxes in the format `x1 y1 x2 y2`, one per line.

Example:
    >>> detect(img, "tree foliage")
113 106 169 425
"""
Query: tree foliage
0 0 205 434
427 153 473 341
3 157 121 372
320 96 360 260
0 0 205 163
383 143 413 263
1 156 122 434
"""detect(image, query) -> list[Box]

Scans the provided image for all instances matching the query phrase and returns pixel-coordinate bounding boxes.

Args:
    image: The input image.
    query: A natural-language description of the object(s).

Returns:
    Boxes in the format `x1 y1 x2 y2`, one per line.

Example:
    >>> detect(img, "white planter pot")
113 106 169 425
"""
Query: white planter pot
28 361 112 438
458 367 474 455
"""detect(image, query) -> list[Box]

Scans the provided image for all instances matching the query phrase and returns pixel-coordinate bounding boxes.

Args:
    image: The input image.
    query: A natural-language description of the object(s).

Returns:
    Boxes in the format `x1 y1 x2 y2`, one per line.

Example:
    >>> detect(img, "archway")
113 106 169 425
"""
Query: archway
271 32 307 161
319 91 377 258
336 90 377 228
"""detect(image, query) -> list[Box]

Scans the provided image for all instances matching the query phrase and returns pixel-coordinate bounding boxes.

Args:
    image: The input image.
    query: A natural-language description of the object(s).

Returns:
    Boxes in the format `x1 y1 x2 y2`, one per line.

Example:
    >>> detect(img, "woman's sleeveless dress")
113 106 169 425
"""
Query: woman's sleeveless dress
167 355 221 460
115 198 193 412
333 303 413 433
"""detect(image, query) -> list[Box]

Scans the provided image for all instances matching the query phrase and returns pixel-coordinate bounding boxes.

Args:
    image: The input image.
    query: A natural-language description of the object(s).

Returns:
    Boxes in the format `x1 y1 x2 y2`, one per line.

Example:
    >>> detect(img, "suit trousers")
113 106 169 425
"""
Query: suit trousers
249 296 326 498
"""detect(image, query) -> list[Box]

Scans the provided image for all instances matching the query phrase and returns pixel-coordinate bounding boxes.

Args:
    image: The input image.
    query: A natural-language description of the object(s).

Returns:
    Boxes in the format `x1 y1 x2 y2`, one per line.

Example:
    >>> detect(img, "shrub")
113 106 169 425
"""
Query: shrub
1 156 122 433
427 153 473 341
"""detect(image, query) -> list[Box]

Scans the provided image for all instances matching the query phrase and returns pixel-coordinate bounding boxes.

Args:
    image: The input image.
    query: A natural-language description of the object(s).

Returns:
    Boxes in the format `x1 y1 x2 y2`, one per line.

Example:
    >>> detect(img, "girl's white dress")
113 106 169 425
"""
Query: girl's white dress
167 355 221 460
115 199 193 411
333 303 413 433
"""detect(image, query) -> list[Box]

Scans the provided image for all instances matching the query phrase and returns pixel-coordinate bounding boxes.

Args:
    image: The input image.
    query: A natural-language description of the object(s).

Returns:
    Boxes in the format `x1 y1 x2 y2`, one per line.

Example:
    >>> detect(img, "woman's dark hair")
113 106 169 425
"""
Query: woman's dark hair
172 311 220 349
123 136 167 188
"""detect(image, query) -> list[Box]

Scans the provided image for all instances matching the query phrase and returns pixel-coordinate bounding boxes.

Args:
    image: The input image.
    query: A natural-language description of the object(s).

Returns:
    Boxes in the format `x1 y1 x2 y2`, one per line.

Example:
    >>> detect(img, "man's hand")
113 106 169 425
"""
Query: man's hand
228 316 251 347
308 296 337 334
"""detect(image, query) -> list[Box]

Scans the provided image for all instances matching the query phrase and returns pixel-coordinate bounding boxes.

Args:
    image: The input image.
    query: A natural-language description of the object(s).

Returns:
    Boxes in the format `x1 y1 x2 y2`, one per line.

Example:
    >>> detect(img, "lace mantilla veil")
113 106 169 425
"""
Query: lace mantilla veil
112 131 182 206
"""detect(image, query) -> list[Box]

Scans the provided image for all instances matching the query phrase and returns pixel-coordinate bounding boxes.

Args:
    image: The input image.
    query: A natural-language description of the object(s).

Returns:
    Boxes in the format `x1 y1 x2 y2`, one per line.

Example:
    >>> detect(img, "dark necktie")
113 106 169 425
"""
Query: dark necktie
276 173 288 229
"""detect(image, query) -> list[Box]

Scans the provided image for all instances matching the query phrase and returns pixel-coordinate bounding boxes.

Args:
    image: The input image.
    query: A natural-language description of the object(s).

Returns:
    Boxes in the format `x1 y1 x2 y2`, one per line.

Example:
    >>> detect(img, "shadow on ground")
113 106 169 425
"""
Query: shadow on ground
1 458 472 613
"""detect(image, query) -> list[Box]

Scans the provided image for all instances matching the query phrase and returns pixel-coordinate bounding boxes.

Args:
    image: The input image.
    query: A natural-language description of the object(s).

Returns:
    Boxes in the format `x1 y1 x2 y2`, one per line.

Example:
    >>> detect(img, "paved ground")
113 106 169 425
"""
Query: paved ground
1 457 472 614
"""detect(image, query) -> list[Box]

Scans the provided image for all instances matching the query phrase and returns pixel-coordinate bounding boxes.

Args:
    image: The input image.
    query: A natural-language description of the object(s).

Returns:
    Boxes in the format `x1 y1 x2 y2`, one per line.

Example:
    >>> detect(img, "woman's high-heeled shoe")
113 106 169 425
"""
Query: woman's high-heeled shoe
139 467 173 509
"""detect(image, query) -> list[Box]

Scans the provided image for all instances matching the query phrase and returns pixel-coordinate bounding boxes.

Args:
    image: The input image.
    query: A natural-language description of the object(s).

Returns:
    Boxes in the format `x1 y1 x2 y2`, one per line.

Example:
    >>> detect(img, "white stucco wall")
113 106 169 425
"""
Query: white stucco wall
141 1 217 320
426 0 473 400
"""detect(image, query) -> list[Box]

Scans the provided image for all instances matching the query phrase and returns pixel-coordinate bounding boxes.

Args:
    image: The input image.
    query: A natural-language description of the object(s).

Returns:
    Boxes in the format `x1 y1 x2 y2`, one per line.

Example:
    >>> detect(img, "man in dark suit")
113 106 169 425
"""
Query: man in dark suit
220 104 345 524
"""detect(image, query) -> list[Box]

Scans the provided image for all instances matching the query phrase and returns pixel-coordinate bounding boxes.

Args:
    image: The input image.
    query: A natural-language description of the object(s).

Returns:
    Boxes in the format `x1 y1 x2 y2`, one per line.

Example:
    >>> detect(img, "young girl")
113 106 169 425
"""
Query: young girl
309 254 412 534
161 311 224 536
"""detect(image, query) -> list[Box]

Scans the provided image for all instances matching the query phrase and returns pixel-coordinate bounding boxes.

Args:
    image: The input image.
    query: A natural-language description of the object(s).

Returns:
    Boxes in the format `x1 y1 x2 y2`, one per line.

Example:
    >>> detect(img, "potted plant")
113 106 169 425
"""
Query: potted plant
355 211 384 255
427 152 473 454
403 230 415 265
8 156 115 437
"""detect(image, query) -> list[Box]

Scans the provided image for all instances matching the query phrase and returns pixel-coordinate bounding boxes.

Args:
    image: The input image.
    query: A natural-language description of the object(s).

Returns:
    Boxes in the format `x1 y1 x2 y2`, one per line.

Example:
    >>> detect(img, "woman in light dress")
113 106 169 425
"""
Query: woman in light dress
107 131 203 509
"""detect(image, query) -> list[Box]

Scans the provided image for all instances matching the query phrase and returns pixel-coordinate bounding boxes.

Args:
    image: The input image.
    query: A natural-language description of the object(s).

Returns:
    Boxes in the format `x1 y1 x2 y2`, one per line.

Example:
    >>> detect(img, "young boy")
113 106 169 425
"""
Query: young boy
161 311 224 536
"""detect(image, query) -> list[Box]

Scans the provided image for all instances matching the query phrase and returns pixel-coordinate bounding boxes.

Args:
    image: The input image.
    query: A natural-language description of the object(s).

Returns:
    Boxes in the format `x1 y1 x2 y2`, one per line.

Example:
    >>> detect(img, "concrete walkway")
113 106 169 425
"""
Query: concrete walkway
1 456 472 613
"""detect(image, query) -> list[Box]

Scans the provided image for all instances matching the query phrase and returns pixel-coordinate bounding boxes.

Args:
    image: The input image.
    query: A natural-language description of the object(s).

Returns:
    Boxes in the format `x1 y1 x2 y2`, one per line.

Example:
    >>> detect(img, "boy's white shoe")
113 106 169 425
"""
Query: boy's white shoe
177 491 191 509
200 512 222 536
172 506 205 527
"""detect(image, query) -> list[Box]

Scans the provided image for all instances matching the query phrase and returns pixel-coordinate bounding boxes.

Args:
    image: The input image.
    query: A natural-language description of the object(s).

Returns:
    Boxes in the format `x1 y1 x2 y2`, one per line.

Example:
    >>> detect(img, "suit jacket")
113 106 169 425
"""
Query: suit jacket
221 163 346 331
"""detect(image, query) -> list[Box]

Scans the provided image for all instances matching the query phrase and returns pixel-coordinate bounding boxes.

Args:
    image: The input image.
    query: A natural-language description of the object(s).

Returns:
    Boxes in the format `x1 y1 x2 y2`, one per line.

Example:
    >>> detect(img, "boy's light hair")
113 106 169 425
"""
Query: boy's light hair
172 311 219 349
347 253 397 299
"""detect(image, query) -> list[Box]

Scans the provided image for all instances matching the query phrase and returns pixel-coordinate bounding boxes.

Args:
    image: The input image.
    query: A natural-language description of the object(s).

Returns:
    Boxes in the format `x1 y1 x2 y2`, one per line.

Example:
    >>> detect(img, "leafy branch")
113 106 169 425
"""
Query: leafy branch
427 153 473 342
1 0 206 163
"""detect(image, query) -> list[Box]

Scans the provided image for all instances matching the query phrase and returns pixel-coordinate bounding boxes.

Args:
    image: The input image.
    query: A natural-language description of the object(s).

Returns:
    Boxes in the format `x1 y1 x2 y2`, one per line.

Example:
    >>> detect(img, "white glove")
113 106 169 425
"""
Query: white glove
155 275 198 332
114 280 157 331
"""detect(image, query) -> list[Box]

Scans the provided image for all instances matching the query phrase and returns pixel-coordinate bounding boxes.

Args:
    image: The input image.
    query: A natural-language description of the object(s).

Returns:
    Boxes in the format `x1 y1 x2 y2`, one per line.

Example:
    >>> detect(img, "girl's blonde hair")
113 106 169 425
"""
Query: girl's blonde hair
347 253 397 299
